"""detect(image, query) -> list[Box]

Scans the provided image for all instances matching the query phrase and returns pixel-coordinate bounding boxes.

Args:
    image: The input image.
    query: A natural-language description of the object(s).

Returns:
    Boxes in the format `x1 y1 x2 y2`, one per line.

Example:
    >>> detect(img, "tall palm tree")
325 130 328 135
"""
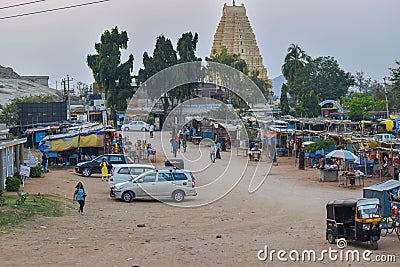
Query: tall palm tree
281 44 311 84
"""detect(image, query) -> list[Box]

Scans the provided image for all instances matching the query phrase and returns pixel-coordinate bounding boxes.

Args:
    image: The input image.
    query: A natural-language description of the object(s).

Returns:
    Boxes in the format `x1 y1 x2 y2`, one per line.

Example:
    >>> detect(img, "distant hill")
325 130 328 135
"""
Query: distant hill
271 75 286 98
0 65 62 107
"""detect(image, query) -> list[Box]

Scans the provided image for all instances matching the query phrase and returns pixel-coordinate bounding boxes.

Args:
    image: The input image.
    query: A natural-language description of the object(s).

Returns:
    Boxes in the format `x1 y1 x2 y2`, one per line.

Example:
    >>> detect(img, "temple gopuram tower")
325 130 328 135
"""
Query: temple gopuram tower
211 2 269 81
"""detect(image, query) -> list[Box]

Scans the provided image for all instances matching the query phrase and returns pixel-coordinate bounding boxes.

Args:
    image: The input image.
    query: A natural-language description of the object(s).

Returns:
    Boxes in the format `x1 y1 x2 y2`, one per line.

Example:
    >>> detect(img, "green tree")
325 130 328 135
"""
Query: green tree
279 83 290 115
0 95 54 126
281 44 311 85
208 46 248 74
341 93 385 121
249 70 272 103
87 26 134 122
171 32 202 105
354 71 372 94
389 60 400 113
136 35 177 113
292 56 354 102
208 46 268 112
307 138 335 154
294 90 320 117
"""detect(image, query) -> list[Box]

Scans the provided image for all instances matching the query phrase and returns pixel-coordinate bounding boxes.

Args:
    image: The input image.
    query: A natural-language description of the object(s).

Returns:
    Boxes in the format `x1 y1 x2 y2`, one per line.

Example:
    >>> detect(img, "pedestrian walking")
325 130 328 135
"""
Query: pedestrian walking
210 144 216 163
182 137 187 153
149 124 154 138
73 182 87 215
215 141 221 160
42 152 48 173
170 137 178 157
100 158 109 182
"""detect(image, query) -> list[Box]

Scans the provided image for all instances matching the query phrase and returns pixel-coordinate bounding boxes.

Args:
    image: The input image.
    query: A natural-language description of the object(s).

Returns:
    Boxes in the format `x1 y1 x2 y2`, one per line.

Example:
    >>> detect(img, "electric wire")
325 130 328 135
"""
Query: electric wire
0 0 111 20
0 0 47 10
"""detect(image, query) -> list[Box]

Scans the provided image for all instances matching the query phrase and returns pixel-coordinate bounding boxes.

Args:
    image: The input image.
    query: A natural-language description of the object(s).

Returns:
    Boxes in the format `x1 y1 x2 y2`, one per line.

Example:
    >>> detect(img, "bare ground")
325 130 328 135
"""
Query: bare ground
1 141 399 267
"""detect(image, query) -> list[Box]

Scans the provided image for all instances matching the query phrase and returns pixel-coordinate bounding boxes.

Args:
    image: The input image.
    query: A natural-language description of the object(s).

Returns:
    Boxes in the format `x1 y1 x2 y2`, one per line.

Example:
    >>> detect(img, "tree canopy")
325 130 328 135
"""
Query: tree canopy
389 60 400 113
291 56 354 102
281 44 311 85
281 44 354 117
87 26 134 117
341 93 385 121
136 33 201 113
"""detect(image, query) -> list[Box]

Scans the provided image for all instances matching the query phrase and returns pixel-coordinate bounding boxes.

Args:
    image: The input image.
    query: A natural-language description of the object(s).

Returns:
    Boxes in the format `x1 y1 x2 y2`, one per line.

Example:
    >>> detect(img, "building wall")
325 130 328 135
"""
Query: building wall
20 76 49 87
0 139 26 190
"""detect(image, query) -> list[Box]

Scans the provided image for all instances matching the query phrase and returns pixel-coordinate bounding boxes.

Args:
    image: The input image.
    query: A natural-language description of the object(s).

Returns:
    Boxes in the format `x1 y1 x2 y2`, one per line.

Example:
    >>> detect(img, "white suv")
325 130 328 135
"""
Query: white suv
122 121 150 131
110 169 197 202
109 164 156 187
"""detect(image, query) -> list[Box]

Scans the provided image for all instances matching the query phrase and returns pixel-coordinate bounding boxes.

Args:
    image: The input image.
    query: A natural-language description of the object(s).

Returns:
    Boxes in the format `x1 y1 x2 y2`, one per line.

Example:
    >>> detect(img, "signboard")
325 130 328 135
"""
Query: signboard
20 165 30 177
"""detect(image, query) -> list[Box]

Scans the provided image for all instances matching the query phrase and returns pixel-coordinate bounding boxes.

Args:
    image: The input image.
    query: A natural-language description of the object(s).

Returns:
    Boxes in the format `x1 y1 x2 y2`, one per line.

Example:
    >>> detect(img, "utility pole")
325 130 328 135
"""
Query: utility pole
383 77 390 118
63 75 73 120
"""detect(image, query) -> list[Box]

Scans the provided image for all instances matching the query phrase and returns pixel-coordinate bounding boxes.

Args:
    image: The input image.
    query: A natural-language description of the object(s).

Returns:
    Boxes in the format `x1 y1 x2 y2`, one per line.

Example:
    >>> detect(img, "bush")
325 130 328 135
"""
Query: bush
0 187 3 196
0 196 5 206
30 166 43 178
5 176 20 192
16 192 29 205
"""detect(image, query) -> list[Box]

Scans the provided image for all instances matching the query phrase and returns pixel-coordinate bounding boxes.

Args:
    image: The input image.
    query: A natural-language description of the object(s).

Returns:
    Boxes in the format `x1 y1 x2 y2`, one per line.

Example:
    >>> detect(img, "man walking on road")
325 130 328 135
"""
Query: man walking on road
210 144 216 163
149 124 154 138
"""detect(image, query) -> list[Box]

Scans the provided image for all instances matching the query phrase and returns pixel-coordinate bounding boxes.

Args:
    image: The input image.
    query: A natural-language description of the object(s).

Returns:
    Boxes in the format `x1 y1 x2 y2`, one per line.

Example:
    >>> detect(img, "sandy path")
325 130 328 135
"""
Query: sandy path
1 132 399 267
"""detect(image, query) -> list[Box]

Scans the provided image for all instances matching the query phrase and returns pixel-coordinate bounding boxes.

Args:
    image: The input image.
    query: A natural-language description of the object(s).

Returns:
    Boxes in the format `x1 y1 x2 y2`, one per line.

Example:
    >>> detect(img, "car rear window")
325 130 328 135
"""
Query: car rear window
109 155 124 163
118 167 130 175
124 156 134 163
130 167 148 175
173 173 188 181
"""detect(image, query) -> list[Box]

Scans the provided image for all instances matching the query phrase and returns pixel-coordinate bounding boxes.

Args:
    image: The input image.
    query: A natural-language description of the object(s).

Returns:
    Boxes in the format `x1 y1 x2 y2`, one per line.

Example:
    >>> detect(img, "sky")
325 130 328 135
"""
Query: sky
0 0 399 90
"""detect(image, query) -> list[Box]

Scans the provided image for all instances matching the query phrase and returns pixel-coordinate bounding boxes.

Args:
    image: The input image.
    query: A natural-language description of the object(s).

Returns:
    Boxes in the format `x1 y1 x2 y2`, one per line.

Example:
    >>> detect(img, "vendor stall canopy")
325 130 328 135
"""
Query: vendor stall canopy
38 123 113 152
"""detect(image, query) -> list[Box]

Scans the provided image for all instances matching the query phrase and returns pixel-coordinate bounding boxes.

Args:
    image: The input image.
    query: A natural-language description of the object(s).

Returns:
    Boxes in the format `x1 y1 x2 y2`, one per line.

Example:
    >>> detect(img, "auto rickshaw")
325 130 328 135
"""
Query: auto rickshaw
248 139 262 161
326 198 382 250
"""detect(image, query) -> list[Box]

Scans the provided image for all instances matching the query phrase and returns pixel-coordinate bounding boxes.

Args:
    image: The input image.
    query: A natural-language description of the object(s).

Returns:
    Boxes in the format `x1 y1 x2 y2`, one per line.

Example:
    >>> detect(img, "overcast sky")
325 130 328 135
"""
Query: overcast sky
0 0 399 89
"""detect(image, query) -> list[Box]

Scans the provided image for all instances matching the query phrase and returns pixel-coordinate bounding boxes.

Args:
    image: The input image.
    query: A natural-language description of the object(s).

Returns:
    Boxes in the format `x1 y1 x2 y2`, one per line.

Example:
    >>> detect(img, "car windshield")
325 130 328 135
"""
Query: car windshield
357 204 380 219
125 156 134 163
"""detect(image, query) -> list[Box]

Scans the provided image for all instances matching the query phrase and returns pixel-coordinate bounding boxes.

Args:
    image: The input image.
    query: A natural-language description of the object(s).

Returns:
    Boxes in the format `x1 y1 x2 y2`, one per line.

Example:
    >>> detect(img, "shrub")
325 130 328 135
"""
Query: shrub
30 166 43 178
16 192 29 205
0 187 3 196
5 176 20 192
0 196 5 206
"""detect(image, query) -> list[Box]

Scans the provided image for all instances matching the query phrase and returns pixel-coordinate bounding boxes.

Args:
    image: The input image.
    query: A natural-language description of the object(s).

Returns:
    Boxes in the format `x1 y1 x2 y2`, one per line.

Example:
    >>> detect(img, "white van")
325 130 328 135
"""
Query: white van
373 134 395 142
109 164 155 187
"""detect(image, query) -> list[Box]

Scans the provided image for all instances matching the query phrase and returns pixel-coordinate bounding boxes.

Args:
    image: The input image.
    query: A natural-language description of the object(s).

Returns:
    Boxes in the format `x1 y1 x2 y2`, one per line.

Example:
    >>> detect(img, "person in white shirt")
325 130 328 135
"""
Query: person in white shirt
149 124 154 138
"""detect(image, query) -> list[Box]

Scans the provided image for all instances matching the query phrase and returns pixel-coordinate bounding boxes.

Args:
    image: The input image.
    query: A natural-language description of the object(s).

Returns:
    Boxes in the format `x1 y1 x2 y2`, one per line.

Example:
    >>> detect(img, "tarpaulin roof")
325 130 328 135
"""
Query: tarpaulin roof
363 180 400 192
381 120 394 131
24 125 60 135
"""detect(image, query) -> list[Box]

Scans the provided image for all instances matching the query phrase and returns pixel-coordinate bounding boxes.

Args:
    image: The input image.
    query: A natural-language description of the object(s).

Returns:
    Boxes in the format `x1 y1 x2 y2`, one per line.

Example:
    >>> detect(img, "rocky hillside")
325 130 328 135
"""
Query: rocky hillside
0 65 62 107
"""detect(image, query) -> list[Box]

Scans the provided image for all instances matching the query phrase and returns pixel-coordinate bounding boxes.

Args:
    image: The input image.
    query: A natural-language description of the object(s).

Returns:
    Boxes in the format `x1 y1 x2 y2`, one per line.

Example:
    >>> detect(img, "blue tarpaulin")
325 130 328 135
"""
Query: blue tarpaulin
363 180 400 217
35 131 46 142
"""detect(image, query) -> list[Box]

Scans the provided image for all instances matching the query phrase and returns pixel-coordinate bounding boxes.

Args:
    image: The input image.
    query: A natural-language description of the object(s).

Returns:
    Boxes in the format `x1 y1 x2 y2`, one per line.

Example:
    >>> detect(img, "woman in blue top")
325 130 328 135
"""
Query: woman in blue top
74 182 87 215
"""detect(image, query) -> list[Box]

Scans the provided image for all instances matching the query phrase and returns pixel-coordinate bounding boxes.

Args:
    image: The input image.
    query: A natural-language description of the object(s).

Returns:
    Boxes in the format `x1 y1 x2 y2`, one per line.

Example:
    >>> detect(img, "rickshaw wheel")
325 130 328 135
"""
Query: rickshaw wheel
381 217 390 237
327 232 335 244
371 240 378 250
395 225 400 240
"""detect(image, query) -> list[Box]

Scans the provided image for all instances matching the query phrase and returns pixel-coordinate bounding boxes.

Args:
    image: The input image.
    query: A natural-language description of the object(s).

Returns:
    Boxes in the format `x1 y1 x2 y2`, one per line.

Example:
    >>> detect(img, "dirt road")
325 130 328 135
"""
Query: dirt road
1 133 399 266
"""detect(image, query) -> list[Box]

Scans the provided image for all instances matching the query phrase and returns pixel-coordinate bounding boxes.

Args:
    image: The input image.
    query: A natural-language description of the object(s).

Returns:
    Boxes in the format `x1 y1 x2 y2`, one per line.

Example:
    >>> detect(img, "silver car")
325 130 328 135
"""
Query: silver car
110 169 197 202
122 121 150 131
